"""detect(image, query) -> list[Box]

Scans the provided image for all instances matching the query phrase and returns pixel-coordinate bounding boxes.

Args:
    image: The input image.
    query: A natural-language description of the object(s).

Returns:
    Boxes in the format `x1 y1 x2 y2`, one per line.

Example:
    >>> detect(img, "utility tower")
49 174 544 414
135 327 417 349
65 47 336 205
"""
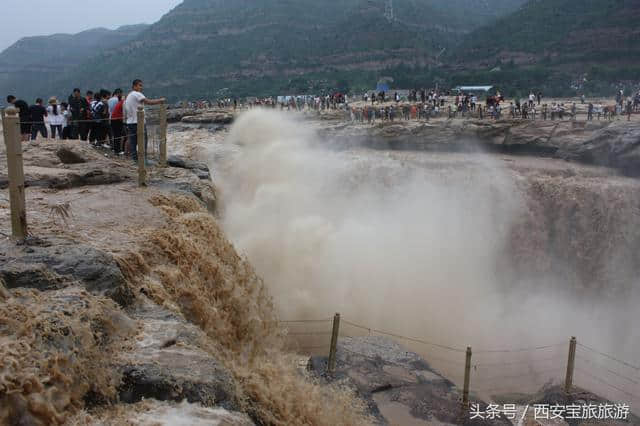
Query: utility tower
384 0 394 22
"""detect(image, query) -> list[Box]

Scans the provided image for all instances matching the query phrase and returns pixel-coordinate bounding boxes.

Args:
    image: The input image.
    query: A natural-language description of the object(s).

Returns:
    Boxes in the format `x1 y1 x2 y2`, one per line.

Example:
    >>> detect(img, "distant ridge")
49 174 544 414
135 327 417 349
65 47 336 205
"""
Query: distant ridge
0 24 149 99
0 0 524 100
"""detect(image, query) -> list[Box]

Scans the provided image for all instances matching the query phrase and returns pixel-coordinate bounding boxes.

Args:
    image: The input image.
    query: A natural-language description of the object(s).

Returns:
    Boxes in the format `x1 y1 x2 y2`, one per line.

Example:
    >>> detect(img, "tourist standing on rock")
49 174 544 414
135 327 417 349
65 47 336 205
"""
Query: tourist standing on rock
124 79 166 163
537 91 542 105
6 95 31 141
627 99 633 121
571 103 577 121
68 89 88 140
92 90 111 148
108 89 122 148
29 98 48 140
108 89 121 115
46 97 64 139
60 102 71 139
587 103 594 121
83 90 95 141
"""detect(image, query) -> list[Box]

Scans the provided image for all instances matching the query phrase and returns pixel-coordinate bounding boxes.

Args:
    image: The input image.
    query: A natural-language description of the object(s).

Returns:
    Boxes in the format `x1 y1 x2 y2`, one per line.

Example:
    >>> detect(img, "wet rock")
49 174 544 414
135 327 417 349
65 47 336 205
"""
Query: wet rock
324 119 640 175
56 147 87 164
150 168 217 213
167 155 211 180
558 122 640 176
167 108 200 123
492 384 640 426
117 301 238 410
182 111 234 125
0 236 133 306
30 168 129 189
309 336 510 425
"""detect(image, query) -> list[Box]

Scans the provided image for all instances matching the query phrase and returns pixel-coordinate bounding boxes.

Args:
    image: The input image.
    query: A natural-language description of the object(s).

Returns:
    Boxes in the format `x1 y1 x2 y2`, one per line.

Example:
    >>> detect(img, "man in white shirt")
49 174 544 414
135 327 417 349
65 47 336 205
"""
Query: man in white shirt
124 79 165 162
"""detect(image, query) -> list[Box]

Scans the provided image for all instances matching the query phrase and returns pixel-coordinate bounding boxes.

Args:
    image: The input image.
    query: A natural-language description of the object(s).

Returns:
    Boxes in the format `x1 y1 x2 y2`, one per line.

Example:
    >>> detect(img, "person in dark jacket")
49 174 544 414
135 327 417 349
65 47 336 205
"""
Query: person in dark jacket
67 88 89 140
7 95 31 141
28 98 48 140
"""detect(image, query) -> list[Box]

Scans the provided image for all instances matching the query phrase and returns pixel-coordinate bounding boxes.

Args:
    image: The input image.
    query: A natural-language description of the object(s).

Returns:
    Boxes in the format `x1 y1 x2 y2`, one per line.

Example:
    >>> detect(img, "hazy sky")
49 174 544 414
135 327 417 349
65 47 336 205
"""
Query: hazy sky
0 0 183 52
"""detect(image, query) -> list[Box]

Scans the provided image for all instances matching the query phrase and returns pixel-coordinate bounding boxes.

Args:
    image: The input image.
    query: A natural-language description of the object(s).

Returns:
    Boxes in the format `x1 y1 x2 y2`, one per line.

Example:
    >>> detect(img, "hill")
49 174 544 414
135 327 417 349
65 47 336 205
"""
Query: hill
0 25 148 101
1 0 524 100
448 0 640 95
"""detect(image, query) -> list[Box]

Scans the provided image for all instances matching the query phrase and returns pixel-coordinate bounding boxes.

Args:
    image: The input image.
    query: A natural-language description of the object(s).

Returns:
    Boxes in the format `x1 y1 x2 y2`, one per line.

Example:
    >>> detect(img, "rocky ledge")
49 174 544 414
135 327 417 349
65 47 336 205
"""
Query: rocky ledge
322 119 640 176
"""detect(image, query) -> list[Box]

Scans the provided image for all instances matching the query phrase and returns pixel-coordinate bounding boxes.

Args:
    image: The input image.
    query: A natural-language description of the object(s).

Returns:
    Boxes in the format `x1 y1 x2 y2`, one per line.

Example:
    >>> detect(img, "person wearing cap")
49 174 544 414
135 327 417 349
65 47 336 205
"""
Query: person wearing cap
47 97 64 139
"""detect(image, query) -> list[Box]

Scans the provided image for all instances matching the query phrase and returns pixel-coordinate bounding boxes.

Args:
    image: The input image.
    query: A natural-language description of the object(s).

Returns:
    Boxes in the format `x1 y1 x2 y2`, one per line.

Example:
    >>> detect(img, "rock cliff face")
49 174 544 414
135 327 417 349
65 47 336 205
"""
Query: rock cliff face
323 118 640 176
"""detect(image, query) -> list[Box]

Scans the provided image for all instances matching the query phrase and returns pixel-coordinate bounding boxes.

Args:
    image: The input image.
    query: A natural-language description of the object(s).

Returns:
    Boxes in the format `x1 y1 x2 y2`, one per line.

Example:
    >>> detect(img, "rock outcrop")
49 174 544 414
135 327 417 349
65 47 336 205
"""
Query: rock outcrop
117 301 238 410
0 236 132 305
323 118 640 176
181 111 234 125
310 336 510 425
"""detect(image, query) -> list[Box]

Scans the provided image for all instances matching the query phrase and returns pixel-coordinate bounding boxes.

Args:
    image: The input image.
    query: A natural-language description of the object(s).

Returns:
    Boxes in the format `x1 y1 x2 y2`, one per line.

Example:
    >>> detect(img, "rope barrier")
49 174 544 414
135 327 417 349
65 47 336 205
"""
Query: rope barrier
280 315 640 404
577 343 640 372
288 316 568 355
475 343 565 354
473 367 563 382
339 333 467 367
341 319 372 333
474 354 564 368
575 367 640 400
576 354 640 386
286 331 332 336
19 117 127 124
340 318 466 352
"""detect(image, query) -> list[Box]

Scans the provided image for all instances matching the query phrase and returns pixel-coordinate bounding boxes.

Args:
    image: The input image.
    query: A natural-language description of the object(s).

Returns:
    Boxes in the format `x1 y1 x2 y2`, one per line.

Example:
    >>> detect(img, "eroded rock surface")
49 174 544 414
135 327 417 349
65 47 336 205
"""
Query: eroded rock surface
0 236 132 305
117 300 238 410
182 110 234 125
310 336 510 425
322 118 640 176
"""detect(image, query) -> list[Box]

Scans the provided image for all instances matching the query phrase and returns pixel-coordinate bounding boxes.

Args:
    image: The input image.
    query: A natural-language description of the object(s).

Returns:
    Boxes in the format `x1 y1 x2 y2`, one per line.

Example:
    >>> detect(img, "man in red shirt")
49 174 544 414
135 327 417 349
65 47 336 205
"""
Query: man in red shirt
110 94 125 154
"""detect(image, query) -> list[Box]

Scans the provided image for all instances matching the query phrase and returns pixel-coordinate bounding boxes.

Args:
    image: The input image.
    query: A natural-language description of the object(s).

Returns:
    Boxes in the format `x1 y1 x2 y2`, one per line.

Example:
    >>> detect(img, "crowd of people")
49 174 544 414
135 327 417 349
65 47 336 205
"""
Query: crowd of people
345 88 640 124
5 79 165 162
5 85 639 148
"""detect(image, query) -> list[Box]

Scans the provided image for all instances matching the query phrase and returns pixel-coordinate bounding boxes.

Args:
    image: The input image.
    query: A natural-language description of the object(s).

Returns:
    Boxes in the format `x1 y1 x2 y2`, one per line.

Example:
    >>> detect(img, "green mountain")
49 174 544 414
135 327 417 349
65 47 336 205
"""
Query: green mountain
0 25 149 101
2 0 524 100
447 0 640 95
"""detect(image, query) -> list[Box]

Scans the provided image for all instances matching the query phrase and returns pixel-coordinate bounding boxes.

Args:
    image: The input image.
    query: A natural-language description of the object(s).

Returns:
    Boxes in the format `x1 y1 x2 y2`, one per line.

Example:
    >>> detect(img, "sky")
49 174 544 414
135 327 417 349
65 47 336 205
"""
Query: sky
0 0 183 52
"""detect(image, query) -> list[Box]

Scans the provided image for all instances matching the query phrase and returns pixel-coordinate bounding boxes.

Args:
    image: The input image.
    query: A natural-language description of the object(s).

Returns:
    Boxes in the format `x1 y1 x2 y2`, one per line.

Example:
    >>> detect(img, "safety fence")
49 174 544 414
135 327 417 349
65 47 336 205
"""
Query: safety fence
279 313 640 413
1 104 168 239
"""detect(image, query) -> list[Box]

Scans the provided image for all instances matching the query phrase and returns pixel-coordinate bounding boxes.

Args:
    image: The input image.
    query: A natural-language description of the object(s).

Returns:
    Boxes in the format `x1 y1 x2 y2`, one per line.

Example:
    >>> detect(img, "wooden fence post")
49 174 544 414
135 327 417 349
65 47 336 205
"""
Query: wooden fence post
462 346 472 410
159 102 167 167
2 107 27 239
328 313 341 374
565 336 577 393
137 106 146 186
